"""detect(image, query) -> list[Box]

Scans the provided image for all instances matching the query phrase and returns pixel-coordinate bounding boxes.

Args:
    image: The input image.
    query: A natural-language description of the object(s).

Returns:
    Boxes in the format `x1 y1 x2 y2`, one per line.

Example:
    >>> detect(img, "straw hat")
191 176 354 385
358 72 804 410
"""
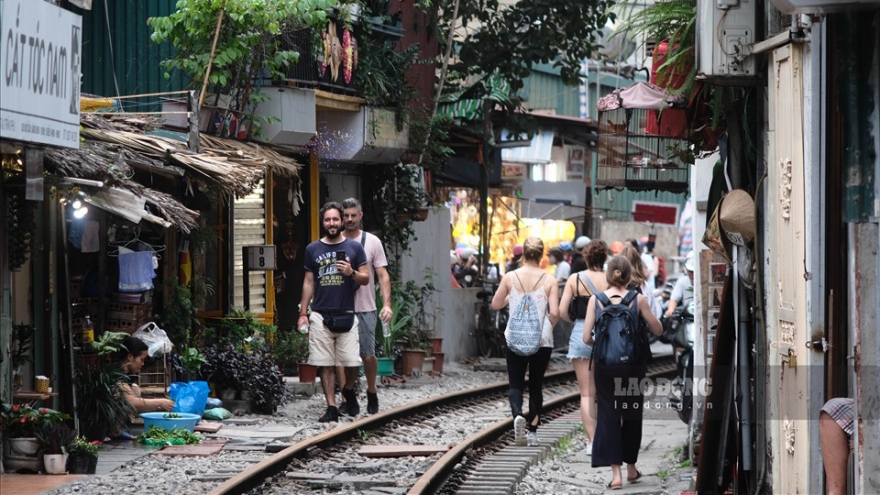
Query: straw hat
719 190 755 245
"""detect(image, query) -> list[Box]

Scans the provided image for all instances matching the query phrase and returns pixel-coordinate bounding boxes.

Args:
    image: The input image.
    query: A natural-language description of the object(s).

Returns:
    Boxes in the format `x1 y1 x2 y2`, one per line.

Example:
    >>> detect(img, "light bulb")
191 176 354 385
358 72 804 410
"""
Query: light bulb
73 206 88 219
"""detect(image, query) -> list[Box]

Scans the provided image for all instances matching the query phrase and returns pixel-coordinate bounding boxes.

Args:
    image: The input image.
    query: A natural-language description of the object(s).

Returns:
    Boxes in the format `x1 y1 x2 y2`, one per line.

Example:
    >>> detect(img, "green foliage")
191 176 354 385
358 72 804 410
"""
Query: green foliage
439 0 613 96
356 40 420 122
180 347 207 375
68 436 102 457
272 330 309 365
135 425 202 445
149 0 333 111
10 323 34 369
356 429 372 441
609 0 697 96
89 331 132 356
656 468 669 481
209 308 277 350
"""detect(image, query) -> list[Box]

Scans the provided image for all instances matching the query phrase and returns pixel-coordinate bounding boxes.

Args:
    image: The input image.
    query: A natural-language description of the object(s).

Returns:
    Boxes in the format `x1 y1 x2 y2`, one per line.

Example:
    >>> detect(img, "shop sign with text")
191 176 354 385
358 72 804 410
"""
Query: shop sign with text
0 0 82 148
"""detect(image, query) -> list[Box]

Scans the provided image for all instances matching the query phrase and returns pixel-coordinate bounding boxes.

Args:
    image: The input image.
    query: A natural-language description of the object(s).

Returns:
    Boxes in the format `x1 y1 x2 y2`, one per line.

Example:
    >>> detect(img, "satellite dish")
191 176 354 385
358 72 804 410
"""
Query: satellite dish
598 21 637 62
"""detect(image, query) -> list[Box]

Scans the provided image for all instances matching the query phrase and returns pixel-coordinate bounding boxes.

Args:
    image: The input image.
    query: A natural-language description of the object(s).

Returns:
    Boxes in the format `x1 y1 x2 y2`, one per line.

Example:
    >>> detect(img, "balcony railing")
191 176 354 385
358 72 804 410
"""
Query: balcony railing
279 23 361 96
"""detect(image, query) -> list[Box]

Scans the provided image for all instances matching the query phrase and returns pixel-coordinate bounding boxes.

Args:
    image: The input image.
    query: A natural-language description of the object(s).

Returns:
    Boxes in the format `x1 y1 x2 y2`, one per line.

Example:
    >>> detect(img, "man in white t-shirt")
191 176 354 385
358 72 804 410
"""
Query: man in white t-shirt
336 198 392 415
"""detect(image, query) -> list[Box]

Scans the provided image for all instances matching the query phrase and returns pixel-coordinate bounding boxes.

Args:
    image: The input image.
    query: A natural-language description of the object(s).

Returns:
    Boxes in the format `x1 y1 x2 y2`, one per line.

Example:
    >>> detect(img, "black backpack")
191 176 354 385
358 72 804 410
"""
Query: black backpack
591 290 645 367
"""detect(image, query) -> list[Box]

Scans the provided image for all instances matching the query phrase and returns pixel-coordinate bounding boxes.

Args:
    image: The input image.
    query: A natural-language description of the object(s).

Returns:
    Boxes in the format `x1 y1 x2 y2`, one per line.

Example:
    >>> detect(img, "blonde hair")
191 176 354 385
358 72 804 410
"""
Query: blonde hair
620 246 647 287
522 237 545 262
605 256 632 288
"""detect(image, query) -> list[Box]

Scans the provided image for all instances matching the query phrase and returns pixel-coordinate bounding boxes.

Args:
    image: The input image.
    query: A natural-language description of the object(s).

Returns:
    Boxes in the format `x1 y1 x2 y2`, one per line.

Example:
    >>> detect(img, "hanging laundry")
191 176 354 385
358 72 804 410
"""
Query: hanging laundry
81 220 100 253
118 250 156 292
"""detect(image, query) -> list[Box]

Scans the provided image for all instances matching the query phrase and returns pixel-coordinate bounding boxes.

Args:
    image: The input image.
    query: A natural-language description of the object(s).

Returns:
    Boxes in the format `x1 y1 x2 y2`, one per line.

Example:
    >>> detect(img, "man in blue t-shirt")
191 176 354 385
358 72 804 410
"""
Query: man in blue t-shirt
299 201 368 423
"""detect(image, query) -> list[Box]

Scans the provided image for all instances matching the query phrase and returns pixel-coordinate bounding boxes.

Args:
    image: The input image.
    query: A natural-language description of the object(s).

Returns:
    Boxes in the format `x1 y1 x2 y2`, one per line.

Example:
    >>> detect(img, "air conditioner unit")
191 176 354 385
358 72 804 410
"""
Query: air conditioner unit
251 87 316 146
769 0 880 13
696 0 759 83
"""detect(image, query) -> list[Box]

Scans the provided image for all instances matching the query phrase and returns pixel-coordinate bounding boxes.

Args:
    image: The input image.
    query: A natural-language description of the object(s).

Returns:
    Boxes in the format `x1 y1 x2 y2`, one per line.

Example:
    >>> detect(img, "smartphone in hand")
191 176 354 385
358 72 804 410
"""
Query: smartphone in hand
335 250 347 262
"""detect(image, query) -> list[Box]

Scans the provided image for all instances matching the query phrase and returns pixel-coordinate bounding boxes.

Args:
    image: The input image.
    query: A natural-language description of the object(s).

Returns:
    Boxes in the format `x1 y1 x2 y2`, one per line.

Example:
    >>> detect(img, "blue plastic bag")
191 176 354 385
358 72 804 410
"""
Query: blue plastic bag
169 381 210 417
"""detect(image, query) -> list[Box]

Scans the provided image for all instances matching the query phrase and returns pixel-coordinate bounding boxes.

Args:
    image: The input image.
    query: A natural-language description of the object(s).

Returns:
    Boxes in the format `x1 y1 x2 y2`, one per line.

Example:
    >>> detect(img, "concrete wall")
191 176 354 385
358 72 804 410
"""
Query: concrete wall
399 207 479 362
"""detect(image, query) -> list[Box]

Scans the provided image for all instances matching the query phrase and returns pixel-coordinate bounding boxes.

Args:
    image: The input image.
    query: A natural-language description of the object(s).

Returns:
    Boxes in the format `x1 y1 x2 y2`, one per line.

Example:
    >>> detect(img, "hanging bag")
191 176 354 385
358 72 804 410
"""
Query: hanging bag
506 272 546 356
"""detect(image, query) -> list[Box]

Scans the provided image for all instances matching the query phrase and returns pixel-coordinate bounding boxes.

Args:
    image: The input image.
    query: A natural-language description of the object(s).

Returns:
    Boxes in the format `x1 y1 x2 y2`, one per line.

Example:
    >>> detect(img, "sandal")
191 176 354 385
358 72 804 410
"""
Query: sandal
605 480 622 490
627 469 643 484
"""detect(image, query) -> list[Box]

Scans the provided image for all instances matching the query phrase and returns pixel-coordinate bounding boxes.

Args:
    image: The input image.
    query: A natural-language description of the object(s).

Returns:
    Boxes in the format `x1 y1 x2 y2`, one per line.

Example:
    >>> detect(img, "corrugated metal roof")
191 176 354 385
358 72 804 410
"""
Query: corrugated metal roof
79 0 186 110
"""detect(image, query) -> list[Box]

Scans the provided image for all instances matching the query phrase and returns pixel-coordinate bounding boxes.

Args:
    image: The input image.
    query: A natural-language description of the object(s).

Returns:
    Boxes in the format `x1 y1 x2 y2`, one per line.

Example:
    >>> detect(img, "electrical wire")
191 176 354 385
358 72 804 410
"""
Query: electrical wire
103 0 121 98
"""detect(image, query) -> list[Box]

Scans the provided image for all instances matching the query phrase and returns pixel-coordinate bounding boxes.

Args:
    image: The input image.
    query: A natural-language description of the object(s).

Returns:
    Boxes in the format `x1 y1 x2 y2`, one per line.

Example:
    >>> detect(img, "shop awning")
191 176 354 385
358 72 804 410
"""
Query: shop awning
437 74 513 121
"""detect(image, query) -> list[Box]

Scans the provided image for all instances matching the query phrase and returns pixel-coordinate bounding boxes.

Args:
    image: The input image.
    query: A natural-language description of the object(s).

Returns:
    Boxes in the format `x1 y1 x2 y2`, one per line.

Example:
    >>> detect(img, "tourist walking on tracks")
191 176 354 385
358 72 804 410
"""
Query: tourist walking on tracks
336 197 392 415
298 202 369 423
491 237 559 447
583 255 662 490
558 239 609 455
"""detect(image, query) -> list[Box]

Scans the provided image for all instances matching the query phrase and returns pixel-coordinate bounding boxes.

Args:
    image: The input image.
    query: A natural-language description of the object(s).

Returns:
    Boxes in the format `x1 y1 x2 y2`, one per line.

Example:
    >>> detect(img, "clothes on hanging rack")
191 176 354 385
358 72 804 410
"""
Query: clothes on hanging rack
118 250 156 292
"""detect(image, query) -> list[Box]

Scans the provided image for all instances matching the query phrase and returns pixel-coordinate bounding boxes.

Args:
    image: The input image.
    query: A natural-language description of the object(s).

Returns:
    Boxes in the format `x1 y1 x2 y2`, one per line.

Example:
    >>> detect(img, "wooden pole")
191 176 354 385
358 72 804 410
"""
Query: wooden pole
198 2 227 108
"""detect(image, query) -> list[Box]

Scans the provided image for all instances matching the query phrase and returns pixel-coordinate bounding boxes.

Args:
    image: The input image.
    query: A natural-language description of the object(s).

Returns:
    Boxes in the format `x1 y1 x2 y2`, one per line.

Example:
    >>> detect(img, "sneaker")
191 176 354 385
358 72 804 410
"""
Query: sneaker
338 401 350 415
342 388 360 417
513 415 527 446
527 431 540 446
585 442 593 456
367 392 379 415
318 406 339 423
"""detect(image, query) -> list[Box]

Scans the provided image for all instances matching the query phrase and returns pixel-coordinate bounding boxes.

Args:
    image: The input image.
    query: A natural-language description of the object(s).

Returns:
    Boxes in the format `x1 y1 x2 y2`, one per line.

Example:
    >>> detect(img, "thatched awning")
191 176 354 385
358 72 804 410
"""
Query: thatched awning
44 113 304 232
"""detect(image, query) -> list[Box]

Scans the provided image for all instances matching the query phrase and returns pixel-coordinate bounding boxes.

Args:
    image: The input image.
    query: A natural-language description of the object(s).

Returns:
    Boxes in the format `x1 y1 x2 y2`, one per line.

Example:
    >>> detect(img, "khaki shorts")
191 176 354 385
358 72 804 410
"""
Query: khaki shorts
307 312 361 367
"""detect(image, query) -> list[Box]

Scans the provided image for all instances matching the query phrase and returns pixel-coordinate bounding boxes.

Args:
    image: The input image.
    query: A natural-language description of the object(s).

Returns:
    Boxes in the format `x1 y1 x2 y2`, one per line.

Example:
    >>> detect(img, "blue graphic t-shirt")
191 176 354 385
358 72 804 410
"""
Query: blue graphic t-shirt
304 238 367 312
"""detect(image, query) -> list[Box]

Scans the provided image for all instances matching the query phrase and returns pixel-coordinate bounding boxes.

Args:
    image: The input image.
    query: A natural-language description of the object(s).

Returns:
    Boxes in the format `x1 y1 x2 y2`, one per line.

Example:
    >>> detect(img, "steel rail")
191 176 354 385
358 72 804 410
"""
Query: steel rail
408 355 678 494
208 369 577 495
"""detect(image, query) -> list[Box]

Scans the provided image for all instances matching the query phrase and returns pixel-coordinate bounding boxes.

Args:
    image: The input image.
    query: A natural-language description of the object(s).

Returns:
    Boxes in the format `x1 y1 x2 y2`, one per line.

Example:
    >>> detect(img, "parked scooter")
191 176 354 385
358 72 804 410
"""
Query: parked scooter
668 300 695 424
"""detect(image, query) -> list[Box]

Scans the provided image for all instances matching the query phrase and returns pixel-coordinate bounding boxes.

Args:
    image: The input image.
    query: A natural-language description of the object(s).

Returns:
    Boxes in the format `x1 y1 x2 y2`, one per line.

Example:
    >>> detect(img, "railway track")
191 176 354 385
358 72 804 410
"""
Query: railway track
209 356 676 495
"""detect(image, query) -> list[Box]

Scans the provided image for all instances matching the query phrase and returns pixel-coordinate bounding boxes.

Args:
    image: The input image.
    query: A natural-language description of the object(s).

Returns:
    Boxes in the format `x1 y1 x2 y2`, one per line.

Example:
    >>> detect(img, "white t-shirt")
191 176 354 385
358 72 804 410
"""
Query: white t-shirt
641 252 657 293
353 231 388 312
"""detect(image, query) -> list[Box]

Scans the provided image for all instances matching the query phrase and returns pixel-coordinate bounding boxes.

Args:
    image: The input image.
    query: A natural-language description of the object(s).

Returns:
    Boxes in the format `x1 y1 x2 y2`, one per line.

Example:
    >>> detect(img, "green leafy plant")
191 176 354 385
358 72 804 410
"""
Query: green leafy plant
180 347 207 376
135 425 202 445
149 0 333 115
272 330 309 366
68 436 102 457
75 364 137 441
89 331 131 356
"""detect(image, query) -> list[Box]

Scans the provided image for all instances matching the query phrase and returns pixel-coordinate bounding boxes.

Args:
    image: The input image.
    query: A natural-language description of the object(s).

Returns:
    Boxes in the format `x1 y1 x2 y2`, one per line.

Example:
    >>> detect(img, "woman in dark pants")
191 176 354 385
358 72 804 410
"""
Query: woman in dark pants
491 237 559 446
583 256 662 489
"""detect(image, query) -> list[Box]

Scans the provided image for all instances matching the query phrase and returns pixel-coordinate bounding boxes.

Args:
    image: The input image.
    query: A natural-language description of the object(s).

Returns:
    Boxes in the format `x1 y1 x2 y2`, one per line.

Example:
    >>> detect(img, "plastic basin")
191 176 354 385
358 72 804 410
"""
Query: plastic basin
140 412 201 432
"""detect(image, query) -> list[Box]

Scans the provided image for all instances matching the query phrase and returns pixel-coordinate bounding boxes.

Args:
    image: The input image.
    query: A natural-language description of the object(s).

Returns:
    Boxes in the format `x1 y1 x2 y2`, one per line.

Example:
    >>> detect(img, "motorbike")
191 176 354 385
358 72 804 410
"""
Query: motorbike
668 300 695 424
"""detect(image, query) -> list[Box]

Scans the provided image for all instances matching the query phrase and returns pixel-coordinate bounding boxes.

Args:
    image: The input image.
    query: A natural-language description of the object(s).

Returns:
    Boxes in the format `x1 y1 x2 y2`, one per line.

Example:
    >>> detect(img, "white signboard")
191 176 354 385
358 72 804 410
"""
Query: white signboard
0 0 82 148
245 245 276 270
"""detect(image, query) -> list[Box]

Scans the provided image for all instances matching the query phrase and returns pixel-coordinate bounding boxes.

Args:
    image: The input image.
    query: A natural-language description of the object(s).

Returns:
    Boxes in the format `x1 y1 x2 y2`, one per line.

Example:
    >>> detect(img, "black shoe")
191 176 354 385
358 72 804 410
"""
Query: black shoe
318 406 339 423
367 392 379 415
338 401 350 415
342 388 360 416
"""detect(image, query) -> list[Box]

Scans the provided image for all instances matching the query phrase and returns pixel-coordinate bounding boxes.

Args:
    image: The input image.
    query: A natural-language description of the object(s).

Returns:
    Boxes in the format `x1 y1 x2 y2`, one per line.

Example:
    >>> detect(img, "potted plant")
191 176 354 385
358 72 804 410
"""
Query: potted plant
1 404 71 472
34 422 77 474
67 436 102 474
241 353 287 414
75 363 137 441
178 346 207 382
272 330 311 379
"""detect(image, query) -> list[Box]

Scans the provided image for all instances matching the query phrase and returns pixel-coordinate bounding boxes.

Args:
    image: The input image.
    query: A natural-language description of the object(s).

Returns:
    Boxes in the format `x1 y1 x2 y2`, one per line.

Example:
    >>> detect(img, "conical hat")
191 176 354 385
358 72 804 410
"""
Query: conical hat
719 190 755 245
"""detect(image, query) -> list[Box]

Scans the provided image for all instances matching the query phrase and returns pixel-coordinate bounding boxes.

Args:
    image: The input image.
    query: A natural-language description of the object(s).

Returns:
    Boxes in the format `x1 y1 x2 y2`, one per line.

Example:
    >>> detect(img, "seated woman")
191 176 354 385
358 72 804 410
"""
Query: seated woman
115 336 174 415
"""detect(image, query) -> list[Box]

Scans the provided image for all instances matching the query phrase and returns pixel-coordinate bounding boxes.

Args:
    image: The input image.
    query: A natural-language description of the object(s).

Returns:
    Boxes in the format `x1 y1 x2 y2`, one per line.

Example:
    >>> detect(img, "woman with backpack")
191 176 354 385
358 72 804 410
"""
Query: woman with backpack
583 255 663 490
558 239 610 456
491 237 559 447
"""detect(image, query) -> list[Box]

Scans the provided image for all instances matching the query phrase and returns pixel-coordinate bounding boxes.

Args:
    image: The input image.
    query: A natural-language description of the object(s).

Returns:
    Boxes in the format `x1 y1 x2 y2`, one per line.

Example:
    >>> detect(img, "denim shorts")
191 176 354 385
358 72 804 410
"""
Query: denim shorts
567 319 593 360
